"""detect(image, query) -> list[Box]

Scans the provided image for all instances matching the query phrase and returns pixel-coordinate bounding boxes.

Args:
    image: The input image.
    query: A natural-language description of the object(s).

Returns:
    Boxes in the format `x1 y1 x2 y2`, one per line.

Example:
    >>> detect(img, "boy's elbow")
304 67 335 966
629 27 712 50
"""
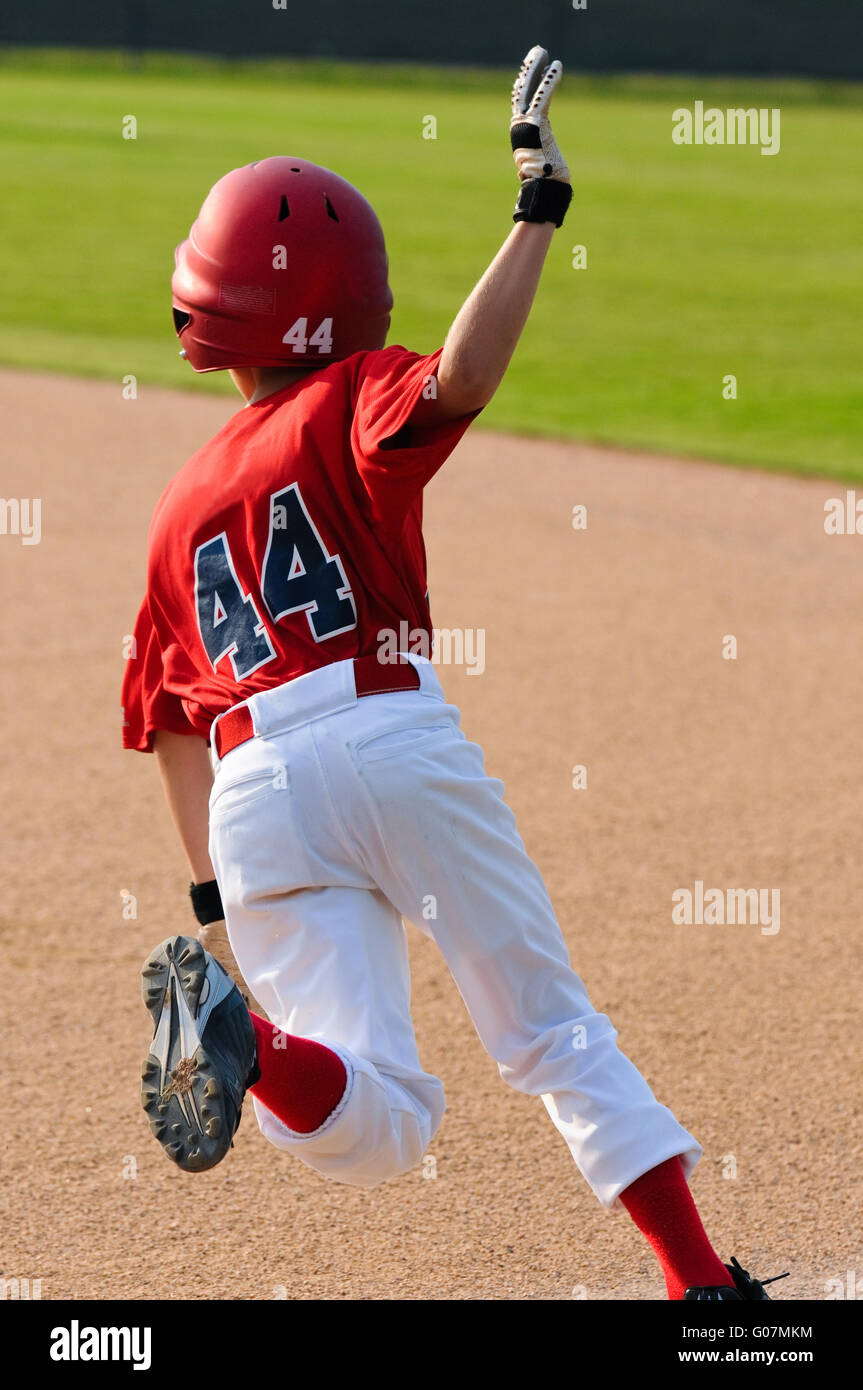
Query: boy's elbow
434 367 497 419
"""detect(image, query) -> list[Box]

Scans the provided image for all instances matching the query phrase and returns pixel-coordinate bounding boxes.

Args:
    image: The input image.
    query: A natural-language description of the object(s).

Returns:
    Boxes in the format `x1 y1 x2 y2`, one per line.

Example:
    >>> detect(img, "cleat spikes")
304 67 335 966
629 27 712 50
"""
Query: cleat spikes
140 935 256 1173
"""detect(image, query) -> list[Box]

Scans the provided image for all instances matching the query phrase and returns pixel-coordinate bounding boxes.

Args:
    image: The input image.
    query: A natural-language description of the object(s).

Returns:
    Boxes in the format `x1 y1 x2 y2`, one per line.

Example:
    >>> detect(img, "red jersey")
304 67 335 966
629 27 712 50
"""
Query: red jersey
122 345 476 751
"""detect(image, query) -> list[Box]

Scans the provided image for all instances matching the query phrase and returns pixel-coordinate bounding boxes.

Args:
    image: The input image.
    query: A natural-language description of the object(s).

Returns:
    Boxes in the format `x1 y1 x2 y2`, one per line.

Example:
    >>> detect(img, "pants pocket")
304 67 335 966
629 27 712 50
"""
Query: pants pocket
351 721 454 764
209 766 288 820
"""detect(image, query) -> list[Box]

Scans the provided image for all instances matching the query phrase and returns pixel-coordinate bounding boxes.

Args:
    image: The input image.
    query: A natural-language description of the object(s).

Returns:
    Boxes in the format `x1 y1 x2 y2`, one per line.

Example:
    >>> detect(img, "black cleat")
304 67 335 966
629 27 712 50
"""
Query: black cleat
140 935 259 1173
684 1256 790 1301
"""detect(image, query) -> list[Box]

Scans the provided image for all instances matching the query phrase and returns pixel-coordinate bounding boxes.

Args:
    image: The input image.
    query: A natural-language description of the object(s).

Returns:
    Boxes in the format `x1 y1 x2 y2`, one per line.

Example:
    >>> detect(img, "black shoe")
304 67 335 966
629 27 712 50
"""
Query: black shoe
684 1256 790 1301
141 935 259 1172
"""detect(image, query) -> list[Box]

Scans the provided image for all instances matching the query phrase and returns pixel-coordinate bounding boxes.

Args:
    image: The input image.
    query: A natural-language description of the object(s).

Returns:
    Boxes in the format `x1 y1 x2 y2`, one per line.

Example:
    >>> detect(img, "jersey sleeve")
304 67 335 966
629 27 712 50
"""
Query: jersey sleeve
350 345 479 521
121 595 200 752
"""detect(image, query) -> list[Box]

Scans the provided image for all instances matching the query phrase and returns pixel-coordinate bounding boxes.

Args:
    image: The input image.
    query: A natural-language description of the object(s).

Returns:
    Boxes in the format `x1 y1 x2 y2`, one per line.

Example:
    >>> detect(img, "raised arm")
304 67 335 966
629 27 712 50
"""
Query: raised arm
425 45 573 422
433 221 555 417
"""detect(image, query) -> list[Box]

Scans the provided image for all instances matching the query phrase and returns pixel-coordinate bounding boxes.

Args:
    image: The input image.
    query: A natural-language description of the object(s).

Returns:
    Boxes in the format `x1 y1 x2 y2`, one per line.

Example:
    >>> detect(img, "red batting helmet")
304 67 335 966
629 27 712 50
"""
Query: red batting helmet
171 156 393 372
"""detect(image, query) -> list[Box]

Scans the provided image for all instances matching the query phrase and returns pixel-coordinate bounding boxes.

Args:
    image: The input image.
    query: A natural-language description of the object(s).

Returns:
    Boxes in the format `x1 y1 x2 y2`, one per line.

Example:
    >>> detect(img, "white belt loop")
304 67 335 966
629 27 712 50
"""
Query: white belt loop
401 651 444 700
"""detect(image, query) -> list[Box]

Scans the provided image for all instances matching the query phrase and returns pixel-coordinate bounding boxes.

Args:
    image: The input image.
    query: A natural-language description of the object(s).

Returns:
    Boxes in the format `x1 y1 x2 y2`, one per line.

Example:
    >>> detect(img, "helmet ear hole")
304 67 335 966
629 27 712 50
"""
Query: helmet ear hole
173 307 191 335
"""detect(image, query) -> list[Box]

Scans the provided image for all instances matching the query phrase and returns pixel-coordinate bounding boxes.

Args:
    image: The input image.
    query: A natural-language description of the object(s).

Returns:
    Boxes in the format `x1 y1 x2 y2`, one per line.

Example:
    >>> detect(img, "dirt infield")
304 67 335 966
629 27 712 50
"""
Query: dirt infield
1 369 860 1301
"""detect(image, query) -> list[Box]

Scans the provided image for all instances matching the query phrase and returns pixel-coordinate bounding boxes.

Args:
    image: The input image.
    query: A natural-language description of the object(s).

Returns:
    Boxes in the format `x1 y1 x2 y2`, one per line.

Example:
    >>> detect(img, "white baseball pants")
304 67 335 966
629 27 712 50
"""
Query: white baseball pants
208 655 700 1207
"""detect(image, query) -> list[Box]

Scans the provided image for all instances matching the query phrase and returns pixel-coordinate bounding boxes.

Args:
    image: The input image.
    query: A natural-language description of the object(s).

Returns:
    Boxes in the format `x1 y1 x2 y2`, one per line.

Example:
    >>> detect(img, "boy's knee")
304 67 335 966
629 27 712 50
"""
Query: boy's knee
329 1099 437 1186
253 1062 444 1188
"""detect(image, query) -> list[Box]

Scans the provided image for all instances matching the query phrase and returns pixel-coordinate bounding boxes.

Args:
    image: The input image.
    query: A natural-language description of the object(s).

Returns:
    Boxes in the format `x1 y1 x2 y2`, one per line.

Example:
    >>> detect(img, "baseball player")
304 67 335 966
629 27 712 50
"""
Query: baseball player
124 47 784 1300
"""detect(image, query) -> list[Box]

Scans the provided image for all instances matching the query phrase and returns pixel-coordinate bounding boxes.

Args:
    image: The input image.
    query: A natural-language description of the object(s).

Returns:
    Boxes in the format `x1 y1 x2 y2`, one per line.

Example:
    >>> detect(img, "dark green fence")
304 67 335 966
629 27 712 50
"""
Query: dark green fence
1 0 860 79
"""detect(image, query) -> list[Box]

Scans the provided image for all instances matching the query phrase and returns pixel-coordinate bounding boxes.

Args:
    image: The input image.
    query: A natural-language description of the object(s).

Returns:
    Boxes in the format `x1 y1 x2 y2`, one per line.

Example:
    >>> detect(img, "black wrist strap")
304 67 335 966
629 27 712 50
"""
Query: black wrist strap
190 879 224 925
513 178 572 229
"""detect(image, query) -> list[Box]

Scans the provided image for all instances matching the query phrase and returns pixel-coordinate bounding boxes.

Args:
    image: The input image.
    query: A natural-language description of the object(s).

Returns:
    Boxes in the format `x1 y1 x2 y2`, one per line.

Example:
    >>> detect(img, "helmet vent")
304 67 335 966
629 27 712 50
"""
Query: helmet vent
172 307 191 335
324 195 339 222
278 195 291 221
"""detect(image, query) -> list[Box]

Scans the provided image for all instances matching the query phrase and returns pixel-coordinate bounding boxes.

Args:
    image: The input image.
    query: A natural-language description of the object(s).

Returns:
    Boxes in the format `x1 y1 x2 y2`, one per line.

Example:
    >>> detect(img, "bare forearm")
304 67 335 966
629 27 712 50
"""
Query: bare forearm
153 732 257 999
153 730 214 884
436 220 555 415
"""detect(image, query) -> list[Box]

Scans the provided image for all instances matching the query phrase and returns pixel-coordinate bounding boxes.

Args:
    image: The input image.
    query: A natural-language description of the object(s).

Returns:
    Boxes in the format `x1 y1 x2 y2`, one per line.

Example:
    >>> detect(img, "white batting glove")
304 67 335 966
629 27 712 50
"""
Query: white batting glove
510 45 571 184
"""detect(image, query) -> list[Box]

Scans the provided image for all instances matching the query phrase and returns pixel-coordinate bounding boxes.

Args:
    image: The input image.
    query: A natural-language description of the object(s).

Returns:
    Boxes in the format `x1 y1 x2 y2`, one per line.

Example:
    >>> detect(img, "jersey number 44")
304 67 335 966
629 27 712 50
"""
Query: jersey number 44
194 482 357 679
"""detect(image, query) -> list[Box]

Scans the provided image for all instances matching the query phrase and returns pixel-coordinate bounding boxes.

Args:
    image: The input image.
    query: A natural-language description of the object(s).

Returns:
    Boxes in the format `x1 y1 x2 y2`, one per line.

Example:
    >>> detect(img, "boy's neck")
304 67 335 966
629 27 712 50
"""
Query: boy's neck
230 365 319 405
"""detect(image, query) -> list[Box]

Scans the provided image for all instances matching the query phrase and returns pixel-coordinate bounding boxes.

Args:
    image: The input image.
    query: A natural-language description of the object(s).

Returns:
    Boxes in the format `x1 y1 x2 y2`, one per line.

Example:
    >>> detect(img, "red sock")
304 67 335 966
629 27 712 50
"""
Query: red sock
249 1012 347 1134
619 1157 731 1300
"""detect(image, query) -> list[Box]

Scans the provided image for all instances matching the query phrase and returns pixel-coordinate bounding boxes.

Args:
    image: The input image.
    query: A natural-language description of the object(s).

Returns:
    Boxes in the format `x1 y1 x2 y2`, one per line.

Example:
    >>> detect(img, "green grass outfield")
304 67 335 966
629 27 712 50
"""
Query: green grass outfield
2 48 861 479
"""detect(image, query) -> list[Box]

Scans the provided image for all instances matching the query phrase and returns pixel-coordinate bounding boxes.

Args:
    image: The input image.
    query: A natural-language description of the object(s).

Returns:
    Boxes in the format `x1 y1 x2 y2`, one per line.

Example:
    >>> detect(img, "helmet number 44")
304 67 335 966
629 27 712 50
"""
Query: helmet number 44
282 317 334 354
